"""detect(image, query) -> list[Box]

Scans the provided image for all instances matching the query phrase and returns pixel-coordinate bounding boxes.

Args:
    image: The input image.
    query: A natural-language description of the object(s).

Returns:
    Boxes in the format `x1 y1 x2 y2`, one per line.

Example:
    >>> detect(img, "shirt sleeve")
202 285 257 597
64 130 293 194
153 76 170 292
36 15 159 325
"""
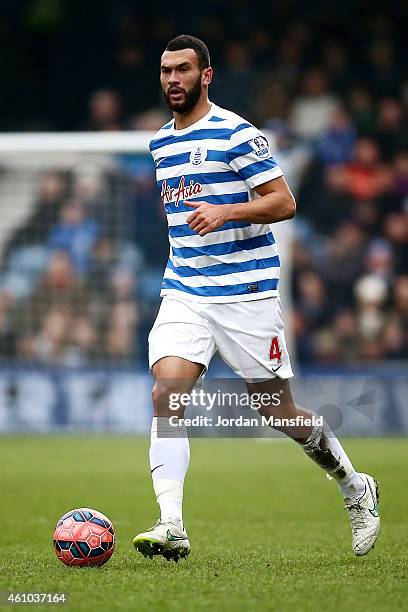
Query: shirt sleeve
225 124 283 189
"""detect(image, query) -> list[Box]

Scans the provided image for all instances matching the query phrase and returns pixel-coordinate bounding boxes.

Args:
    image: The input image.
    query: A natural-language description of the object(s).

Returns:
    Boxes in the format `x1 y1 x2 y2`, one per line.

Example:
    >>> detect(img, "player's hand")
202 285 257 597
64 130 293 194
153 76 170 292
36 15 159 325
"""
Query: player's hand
185 201 231 236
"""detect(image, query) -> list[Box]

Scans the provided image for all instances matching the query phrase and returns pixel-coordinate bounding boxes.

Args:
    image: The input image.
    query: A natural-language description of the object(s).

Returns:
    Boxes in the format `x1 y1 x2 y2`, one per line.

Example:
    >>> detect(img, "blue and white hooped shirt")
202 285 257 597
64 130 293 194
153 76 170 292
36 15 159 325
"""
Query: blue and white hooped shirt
150 103 283 303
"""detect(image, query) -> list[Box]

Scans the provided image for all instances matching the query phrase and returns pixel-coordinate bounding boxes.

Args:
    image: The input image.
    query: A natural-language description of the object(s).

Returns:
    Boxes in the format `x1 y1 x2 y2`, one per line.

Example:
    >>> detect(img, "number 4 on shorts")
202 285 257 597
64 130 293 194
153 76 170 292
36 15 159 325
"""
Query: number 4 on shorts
269 336 282 361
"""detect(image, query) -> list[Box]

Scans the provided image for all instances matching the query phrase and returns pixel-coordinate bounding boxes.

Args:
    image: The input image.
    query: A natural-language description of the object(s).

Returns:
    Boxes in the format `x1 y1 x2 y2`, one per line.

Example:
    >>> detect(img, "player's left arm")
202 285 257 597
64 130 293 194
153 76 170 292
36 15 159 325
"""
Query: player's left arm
185 176 296 236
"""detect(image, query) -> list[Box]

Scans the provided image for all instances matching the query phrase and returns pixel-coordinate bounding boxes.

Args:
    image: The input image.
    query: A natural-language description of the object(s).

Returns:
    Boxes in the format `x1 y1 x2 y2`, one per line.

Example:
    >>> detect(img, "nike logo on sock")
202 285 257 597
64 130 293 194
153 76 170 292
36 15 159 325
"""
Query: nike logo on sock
150 464 164 474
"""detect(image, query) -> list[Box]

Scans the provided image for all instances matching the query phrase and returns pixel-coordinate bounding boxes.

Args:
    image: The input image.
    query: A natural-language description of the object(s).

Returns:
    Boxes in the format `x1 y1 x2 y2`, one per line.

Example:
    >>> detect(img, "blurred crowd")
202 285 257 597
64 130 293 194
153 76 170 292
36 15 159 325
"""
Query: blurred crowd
0 167 168 365
0 1 406 365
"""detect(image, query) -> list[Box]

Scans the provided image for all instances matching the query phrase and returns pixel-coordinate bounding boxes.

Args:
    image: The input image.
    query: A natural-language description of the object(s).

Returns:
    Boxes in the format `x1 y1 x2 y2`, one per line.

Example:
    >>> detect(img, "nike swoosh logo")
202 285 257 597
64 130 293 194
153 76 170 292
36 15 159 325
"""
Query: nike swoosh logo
367 479 379 517
155 158 166 168
166 529 187 542
272 364 283 373
150 464 164 474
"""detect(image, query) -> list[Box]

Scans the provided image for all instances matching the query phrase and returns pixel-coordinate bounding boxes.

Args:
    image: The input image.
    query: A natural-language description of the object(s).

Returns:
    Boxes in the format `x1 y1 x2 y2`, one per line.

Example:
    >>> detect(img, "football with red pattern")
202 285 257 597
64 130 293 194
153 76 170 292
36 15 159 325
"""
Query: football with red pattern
53 508 115 567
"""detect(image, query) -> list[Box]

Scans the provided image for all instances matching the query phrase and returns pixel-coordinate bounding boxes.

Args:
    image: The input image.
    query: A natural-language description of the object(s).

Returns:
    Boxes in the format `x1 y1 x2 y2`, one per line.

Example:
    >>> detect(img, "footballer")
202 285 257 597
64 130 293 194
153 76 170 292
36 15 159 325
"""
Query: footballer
132 35 380 561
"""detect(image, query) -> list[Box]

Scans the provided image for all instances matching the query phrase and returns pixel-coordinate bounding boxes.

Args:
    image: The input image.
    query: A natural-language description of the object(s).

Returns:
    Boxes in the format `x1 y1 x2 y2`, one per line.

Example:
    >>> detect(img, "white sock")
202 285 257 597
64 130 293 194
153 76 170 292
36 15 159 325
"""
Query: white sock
149 416 190 526
153 479 184 525
339 473 366 500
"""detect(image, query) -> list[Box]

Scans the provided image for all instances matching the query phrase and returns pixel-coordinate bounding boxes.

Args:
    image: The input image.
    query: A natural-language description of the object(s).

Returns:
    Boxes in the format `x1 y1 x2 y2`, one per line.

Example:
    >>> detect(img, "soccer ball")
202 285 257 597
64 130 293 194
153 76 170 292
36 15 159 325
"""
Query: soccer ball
53 508 115 567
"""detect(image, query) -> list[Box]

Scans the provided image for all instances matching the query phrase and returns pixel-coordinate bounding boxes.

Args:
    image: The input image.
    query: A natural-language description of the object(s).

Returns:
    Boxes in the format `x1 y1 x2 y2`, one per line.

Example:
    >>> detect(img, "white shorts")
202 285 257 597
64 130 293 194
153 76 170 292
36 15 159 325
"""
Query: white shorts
148 296 293 382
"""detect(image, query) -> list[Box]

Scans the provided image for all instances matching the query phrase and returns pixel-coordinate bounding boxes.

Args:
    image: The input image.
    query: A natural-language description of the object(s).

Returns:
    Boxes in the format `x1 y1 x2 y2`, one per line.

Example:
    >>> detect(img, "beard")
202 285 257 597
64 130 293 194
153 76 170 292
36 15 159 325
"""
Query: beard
163 75 203 113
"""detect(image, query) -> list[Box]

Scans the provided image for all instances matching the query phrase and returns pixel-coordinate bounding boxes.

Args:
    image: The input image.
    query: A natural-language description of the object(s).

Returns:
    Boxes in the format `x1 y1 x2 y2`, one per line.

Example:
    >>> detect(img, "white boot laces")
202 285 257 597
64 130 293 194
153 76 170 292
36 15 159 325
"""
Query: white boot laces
345 502 366 531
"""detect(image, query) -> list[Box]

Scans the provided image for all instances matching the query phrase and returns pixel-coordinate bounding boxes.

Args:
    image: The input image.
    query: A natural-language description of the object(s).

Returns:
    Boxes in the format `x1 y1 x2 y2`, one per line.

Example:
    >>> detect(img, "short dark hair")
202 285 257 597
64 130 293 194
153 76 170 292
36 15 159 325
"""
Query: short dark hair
165 35 210 70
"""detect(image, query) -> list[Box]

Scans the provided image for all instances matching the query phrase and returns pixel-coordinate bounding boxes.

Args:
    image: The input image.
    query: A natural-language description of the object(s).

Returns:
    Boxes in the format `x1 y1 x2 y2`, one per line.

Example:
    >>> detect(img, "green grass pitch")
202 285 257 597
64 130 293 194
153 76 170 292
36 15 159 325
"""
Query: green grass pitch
1 437 407 611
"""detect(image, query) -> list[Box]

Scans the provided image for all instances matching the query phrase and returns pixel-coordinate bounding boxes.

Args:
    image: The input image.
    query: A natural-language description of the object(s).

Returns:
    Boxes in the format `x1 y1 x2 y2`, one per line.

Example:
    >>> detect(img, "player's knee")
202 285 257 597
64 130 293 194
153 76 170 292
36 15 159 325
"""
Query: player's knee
151 380 185 418
256 392 300 428
151 382 169 415
151 382 160 413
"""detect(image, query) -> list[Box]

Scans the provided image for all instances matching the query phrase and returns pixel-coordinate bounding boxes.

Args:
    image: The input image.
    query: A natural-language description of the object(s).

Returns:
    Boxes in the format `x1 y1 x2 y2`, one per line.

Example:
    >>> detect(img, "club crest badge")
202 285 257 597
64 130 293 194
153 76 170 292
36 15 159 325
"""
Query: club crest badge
190 146 207 166
248 136 270 158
